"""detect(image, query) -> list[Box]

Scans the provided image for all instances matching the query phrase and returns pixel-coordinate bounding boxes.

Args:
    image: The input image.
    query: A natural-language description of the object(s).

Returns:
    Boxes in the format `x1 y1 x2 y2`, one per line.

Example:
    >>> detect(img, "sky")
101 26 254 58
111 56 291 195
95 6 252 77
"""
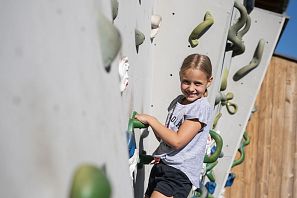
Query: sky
274 0 297 60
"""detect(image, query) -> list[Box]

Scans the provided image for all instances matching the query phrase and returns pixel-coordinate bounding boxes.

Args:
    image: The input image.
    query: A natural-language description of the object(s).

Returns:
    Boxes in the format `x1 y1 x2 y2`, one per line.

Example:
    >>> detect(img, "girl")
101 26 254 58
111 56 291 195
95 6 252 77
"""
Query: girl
135 53 213 198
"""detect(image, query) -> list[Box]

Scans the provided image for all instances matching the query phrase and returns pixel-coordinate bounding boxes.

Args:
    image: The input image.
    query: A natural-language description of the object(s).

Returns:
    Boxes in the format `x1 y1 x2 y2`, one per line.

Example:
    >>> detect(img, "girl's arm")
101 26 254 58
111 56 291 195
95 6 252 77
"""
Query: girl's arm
135 114 203 150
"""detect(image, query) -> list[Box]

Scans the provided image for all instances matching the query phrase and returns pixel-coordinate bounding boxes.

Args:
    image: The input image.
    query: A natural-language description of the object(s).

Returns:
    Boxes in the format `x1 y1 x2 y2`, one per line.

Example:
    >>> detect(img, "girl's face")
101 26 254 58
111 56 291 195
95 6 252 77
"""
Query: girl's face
180 68 212 104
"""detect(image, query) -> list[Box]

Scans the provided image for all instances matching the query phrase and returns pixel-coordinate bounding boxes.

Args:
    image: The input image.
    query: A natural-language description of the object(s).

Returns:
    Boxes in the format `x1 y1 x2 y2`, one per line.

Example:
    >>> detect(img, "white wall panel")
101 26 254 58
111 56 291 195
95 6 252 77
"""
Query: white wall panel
213 8 285 197
0 1 133 197
145 0 234 195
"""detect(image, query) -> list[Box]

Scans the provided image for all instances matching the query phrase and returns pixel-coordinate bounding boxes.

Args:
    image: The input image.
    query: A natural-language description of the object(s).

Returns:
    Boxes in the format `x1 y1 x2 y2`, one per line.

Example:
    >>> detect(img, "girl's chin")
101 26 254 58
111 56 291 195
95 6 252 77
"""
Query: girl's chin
184 95 199 102
186 97 197 101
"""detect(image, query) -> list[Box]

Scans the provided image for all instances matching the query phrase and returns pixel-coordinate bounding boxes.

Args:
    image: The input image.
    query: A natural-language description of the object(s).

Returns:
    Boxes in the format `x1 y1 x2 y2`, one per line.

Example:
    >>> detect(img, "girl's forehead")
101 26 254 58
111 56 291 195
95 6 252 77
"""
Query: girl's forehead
181 68 203 75
180 68 208 79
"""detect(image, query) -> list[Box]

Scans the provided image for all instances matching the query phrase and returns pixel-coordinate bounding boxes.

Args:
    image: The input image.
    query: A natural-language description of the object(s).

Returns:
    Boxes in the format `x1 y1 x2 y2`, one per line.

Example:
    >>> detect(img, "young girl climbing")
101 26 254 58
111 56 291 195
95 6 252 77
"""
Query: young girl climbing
135 53 214 198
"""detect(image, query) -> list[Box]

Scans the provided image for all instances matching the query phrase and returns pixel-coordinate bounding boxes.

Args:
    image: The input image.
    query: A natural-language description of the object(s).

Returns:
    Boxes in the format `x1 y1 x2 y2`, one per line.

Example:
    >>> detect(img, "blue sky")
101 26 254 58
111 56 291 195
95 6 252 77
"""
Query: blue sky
275 0 297 60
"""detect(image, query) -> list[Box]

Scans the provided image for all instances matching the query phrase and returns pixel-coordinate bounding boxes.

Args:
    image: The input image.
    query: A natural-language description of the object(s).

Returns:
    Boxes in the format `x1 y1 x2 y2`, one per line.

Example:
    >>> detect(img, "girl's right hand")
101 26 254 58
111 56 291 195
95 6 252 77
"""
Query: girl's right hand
134 113 153 125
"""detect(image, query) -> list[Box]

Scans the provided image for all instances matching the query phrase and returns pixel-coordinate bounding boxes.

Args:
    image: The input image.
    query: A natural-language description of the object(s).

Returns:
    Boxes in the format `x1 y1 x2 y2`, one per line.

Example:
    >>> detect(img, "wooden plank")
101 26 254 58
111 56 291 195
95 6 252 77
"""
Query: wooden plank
291 60 297 198
224 56 297 198
243 105 259 198
254 56 274 198
280 58 297 198
267 57 286 198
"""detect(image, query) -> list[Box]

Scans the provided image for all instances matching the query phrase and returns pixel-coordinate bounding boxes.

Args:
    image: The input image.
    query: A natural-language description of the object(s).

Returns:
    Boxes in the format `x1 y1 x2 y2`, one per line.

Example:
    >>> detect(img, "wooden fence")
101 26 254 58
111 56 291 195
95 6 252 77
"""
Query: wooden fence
225 56 297 198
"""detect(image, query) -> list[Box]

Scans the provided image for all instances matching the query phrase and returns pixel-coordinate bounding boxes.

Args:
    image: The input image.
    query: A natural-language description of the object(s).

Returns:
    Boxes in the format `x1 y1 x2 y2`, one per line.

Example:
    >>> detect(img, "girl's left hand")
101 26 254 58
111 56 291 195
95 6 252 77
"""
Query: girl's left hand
134 114 152 125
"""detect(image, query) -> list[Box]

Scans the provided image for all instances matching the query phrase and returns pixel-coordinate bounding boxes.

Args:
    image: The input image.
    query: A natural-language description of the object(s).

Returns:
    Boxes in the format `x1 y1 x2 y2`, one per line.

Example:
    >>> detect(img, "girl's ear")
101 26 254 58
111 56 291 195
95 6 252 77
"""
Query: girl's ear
207 76 213 87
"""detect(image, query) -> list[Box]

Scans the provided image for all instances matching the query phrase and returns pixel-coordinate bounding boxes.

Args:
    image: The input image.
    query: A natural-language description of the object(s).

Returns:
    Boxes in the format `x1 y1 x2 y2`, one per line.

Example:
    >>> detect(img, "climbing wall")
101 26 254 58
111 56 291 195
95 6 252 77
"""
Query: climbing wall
225 56 297 198
0 1 135 197
0 0 287 198
212 8 286 197
146 0 234 194
148 0 234 151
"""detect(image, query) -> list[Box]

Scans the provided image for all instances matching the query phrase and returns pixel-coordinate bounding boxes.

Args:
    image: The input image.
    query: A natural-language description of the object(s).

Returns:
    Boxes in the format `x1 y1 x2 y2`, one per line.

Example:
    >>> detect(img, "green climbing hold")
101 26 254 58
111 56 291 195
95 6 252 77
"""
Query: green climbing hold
188 11 214 48
233 39 265 81
204 130 223 163
70 164 112 198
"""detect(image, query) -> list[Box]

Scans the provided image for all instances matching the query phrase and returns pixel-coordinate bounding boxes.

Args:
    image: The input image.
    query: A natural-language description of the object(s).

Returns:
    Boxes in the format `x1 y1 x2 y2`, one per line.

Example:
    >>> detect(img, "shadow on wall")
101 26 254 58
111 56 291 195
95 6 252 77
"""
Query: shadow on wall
134 129 150 198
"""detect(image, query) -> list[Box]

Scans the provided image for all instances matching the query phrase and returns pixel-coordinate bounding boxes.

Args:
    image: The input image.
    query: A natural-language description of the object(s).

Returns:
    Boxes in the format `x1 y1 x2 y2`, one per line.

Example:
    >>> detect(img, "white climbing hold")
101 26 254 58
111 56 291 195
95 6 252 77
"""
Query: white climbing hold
119 56 129 92
151 15 162 40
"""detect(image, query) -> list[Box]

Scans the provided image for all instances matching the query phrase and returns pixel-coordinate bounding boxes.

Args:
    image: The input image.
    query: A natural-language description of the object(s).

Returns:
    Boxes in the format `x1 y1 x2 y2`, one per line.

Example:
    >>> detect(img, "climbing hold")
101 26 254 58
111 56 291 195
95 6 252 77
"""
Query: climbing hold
151 15 162 41
128 148 139 180
70 164 111 198
188 11 214 48
232 132 250 168
225 173 236 187
215 92 238 115
206 161 218 172
127 131 136 158
205 181 216 194
232 143 245 167
128 111 148 133
226 0 250 57
233 39 265 81
119 56 129 93
97 11 122 72
215 92 223 106
111 0 119 21
193 184 209 198
224 93 238 115
243 131 250 146
135 29 145 53
220 68 229 91
243 0 255 14
212 112 222 129
127 111 148 158
204 130 223 163
237 14 251 39
206 170 216 182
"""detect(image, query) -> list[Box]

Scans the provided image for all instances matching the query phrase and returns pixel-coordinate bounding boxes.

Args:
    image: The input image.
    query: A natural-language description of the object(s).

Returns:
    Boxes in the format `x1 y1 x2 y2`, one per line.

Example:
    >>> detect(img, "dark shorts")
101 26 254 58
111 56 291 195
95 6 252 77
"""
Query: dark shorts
145 161 192 198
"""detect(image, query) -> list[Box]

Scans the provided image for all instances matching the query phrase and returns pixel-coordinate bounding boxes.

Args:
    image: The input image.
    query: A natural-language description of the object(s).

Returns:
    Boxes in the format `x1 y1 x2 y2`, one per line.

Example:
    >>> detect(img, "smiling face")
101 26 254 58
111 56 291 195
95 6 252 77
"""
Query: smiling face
180 68 212 104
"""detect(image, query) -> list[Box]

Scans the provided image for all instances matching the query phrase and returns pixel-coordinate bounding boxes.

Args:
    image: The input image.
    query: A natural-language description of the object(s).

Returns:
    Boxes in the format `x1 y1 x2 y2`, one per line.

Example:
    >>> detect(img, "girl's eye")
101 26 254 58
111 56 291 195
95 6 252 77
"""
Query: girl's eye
182 80 190 85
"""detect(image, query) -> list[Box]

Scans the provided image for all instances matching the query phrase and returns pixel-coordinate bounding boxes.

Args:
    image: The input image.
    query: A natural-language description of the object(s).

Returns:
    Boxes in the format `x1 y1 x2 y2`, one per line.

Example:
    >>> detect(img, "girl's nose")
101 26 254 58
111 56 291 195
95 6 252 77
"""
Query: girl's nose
189 83 195 91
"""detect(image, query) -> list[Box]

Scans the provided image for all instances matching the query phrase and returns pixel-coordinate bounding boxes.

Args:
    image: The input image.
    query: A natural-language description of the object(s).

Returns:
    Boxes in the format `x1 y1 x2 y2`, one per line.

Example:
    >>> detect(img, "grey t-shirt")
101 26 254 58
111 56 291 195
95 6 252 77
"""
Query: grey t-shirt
153 95 213 188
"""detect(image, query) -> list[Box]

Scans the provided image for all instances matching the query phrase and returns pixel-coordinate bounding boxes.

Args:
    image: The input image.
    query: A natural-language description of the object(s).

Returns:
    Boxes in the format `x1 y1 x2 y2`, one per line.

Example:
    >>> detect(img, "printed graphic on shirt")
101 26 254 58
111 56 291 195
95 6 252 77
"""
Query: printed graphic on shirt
170 116 183 128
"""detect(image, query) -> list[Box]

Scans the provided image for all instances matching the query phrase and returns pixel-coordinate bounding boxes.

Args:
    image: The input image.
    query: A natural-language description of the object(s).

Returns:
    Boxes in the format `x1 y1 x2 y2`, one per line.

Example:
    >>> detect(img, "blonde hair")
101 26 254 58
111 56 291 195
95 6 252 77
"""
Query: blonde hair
179 53 212 80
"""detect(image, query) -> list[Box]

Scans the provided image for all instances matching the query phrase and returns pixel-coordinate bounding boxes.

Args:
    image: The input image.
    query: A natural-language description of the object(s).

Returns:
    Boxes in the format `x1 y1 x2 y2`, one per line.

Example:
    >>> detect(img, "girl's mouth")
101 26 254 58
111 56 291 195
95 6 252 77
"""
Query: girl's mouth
186 94 198 99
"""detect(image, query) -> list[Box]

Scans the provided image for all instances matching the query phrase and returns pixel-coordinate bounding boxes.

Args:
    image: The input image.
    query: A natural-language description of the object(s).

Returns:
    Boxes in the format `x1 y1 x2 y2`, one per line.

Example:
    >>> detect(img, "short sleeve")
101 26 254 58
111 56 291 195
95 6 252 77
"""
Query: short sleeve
184 99 212 126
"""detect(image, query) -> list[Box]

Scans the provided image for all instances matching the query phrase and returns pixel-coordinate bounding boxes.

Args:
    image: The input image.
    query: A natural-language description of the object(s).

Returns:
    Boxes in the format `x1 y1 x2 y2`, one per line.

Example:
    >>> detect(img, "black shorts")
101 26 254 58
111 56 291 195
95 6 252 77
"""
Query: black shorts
145 161 192 198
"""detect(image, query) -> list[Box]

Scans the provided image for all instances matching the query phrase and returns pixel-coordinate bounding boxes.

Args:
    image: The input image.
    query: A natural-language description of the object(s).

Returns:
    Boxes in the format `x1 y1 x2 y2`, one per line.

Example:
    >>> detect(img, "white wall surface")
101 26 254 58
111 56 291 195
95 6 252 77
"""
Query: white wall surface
146 0 234 195
213 8 285 197
0 0 286 198
0 1 133 197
